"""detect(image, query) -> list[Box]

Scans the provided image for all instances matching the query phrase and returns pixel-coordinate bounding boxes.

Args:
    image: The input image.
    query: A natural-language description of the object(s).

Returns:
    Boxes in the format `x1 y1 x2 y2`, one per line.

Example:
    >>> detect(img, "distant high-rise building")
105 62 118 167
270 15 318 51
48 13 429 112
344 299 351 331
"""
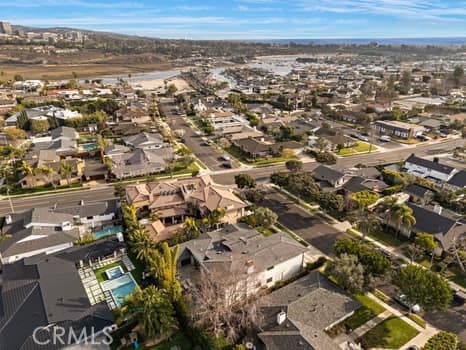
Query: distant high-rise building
0 21 12 35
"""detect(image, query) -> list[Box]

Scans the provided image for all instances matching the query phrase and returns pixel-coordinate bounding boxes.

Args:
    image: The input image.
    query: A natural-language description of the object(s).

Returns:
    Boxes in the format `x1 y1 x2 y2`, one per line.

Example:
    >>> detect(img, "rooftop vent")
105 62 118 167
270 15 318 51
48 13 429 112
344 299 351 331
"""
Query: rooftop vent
277 311 287 325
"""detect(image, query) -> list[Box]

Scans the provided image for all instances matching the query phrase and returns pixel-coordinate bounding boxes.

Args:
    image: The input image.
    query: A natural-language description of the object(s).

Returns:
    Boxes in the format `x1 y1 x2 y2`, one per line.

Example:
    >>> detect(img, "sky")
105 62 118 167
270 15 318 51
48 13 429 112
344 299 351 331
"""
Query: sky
1 0 466 40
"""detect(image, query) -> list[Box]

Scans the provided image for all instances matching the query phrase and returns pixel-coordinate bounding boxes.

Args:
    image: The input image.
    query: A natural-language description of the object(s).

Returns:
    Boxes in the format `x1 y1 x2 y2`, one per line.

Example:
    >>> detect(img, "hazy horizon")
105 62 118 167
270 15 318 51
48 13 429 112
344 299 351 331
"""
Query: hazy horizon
2 0 466 40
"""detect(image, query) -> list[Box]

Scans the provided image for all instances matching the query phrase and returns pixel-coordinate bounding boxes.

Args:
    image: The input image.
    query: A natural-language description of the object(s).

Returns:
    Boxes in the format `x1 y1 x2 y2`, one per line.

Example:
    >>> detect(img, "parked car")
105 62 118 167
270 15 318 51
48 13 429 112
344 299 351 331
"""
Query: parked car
220 155 231 161
379 135 391 142
222 162 233 168
358 135 369 142
394 294 421 313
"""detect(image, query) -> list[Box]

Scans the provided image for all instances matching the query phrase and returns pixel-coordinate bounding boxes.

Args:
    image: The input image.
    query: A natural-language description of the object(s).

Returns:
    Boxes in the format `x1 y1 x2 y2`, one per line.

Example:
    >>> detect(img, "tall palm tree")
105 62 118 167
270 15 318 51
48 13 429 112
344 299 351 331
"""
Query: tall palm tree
376 196 398 225
392 203 416 237
182 217 200 240
117 285 176 340
128 227 154 263
59 161 74 186
39 165 56 189
96 133 107 161
149 242 181 303
18 160 36 187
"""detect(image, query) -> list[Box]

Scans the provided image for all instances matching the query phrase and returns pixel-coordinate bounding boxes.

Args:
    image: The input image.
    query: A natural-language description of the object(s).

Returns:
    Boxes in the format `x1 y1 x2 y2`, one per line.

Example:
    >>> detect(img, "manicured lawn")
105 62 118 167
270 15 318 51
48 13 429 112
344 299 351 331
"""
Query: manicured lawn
93 261 127 282
344 294 386 331
360 316 419 349
367 227 405 247
151 333 193 350
337 141 377 156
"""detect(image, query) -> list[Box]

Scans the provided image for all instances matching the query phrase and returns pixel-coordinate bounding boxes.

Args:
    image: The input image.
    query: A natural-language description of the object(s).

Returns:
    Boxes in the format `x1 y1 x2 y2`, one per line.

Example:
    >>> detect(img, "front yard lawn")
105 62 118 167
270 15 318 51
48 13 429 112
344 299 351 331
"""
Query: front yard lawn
344 294 386 331
360 316 419 349
336 141 377 156
366 226 405 247
224 145 297 166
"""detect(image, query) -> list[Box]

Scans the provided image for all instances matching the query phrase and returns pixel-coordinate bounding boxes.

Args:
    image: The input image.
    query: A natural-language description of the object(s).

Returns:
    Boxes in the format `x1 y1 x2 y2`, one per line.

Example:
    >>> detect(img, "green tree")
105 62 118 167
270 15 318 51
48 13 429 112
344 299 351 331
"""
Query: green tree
30 119 50 134
315 137 330 152
182 217 200 240
392 264 452 313
59 161 74 186
234 173 256 189
129 227 154 263
399 70 412 94
452 65 464 88
351 190 379 209
327 253 366 293
285 159 303 173
207 208 226 230
424 331 458 350
149 242 182 302
270 172 289 188
250 206 278 229
122 203 139 232
117 285 177 339
39 165 56 189
18 160 36 187
167 84 178 96
392 203 416 236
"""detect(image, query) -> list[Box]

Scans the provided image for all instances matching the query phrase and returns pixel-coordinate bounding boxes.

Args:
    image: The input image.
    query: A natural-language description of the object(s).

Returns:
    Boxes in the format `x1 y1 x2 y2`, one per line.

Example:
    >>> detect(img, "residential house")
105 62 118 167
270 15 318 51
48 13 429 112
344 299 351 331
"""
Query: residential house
5 105 82 127
342 176 388 194
403 203 465 253
233 138 303 158
309 134 357 151
403 184 434 206
372 120 425 139
177 223 309 296
32 126 80 157
257 271 360 350
404 154 457 183
0 239 122 350
312 165 348 189
0 207 81 264
123 132 165 150
447 170 466 191
126 175 247 242
110 147 174 179
20 149 84 188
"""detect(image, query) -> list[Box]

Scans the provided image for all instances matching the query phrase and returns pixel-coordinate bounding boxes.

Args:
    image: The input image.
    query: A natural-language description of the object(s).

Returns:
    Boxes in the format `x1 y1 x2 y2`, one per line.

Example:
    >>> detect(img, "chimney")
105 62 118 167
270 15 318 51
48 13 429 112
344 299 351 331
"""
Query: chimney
277 311 287 325
433 204 443 215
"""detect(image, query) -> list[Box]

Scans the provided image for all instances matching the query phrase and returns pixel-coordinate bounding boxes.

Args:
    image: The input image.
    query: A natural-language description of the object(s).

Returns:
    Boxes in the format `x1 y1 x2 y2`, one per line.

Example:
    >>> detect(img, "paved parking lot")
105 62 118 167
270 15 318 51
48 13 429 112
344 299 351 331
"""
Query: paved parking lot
260 190 349 256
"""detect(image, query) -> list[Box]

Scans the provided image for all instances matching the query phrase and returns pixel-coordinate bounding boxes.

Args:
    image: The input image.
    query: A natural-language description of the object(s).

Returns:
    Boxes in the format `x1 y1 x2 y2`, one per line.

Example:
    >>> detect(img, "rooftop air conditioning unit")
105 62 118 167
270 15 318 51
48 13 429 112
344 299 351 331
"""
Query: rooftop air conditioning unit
277 310 287 325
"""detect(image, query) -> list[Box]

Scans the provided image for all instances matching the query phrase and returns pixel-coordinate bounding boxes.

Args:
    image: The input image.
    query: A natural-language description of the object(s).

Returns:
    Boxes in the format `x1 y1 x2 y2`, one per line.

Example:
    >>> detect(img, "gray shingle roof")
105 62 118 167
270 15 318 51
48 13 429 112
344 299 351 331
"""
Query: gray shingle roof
405 154 455 175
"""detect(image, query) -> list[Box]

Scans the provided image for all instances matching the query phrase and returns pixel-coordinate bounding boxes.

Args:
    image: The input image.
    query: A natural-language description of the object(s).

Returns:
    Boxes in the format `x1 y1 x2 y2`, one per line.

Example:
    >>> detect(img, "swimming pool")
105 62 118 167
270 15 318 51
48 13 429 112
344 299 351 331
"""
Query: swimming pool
94 226 122 239
81 143 97 151
105 266 124 280
101 273 137 307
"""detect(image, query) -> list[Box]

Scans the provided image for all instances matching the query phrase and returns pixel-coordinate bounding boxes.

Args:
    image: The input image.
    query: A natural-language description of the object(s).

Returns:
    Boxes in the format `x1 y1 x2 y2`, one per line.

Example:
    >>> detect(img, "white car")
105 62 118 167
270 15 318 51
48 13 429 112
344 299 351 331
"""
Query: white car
358 135 369 142
379 135 391 142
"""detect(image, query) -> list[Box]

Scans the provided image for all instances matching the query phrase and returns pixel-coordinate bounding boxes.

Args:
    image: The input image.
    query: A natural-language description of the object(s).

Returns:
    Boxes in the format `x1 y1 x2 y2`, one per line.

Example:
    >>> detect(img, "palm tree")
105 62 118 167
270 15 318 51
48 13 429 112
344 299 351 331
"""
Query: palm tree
392 203 416 237
376 196 398 225
0 163 14 213
207 208 226 230
117 285 176 340
18 160 36 188
39 165 56 189
356 210 381 241
59 161 74 186
182 217 200 240
96 133 107 161
149 242 181 303
128 227 154 263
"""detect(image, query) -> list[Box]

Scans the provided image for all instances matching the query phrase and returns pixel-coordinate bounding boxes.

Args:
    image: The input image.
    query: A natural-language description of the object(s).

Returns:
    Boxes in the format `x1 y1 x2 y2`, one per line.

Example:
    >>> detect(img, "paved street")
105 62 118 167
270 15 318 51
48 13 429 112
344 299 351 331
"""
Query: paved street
0 187 116 216
259 190 349 256
159 100 235 171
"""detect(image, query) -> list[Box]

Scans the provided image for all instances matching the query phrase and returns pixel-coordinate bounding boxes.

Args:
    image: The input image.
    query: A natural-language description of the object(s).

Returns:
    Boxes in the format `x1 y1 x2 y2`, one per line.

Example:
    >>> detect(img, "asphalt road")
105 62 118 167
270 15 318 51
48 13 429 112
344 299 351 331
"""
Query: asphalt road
159 100 235 171
259 190 349 256
0 187 116 216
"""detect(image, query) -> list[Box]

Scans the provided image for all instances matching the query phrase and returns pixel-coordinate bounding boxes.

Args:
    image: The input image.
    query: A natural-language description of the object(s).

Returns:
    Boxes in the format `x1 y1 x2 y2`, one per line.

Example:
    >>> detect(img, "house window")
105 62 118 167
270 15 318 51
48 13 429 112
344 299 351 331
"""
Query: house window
266 265 274 271
266 277 273 283
87 216 93 220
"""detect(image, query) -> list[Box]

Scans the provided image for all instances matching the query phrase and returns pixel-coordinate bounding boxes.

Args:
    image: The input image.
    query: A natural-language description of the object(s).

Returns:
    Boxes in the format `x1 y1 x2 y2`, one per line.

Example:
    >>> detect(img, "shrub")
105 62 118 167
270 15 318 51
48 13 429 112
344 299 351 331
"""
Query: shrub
423 331 458 350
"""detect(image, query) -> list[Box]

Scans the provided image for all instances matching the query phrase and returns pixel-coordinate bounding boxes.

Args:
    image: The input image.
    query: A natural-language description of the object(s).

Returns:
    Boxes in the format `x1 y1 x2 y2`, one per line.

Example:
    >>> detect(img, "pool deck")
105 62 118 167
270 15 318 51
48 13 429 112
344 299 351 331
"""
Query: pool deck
78 254 136 309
